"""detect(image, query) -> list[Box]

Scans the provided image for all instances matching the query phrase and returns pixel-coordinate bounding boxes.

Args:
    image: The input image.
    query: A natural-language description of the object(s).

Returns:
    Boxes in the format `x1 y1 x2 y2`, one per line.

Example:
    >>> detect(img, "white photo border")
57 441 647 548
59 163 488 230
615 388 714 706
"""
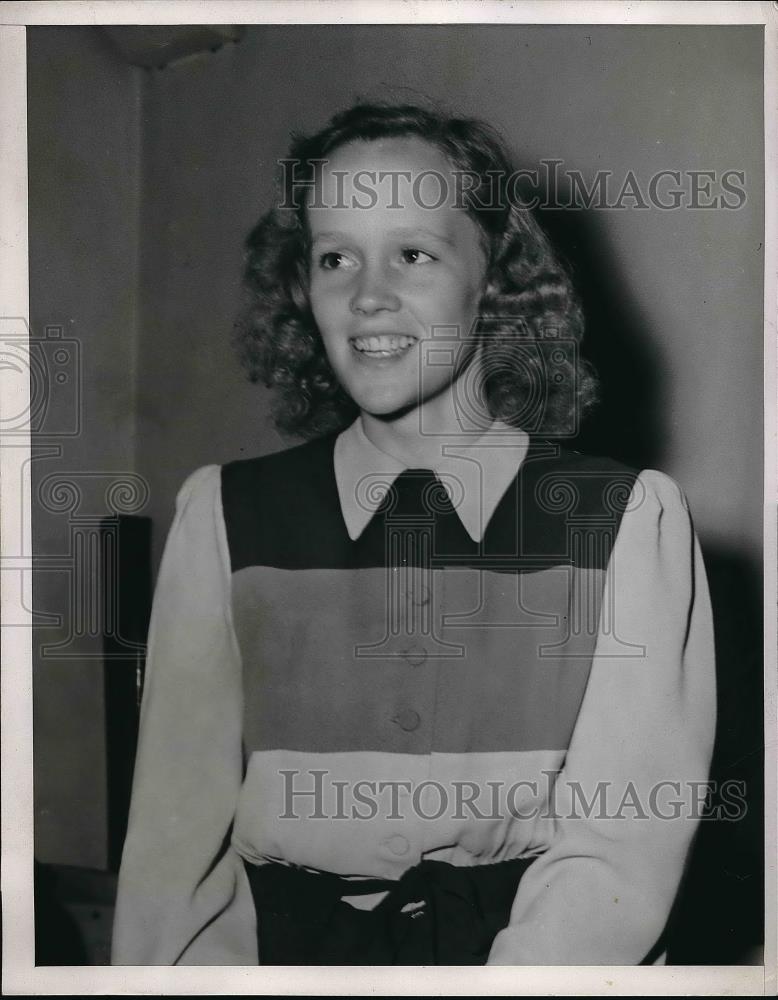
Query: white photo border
1 1 775 995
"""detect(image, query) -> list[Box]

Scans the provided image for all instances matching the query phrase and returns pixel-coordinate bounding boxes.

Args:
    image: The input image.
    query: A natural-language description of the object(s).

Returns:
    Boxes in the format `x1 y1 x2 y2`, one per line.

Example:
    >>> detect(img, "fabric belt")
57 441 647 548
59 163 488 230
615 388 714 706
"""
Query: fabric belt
243 855 536 965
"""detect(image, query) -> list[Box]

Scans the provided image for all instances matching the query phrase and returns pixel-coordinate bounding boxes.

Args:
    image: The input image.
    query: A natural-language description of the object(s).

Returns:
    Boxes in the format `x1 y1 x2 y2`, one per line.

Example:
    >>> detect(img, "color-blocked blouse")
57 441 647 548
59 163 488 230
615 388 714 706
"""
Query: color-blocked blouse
111 418 716 965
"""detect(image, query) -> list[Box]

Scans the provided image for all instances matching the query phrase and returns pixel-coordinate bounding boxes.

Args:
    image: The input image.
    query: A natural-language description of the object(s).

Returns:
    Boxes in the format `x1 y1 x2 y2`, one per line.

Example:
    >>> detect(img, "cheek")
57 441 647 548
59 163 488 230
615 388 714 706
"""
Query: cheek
309 290 334 336
460 272 486 322
310 279 350 328
434 285 483 332
419 266 484 319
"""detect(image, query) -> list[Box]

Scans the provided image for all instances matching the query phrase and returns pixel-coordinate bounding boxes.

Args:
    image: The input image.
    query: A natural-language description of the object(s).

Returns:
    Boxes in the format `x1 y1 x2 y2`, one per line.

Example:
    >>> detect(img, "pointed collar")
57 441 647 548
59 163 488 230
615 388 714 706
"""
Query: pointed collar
333 415 531 543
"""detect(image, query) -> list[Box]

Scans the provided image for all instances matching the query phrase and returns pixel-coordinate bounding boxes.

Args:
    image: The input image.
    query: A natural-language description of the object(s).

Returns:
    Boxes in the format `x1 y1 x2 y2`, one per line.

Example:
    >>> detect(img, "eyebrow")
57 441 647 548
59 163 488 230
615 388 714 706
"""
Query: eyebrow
310 227 457 249
309 231 350 245
394 227 457 248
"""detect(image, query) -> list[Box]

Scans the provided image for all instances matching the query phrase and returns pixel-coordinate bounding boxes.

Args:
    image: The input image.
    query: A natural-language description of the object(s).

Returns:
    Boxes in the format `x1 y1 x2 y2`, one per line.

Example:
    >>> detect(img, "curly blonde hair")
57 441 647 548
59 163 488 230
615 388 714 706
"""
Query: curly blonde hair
233 101 599 439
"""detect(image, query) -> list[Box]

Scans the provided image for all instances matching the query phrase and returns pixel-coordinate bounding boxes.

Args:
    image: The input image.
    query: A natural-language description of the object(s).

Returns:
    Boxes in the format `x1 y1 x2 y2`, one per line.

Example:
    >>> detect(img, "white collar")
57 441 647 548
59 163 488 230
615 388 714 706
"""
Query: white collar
334 415 531 543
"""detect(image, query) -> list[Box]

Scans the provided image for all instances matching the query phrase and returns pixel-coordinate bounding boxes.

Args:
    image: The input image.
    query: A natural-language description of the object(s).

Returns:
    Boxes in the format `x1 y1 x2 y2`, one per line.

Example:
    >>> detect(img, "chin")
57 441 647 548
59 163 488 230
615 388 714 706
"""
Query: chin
354 393 419 419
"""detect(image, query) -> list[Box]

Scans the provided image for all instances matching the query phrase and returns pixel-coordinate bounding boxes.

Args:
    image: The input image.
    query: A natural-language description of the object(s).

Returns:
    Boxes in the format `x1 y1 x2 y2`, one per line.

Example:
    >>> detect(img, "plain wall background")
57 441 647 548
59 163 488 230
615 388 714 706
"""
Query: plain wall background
29 26 142 870
28 23 764 960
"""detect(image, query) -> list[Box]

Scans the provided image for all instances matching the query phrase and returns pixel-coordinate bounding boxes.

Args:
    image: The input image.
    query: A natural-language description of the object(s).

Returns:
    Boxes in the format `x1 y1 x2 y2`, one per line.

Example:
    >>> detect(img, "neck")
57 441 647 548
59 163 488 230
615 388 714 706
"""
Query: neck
359 354 495 468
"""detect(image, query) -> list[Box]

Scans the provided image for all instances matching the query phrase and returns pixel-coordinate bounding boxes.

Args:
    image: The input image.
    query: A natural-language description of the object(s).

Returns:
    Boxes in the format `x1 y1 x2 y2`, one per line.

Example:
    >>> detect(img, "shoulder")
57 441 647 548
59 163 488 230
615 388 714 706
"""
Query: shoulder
173 463 221 511
526 441 691 517
629 468 690 511
514 442 696 567
617 468 695 553
220 433 338 503
219 432 344 572
523 439 639 486
521 439 640 523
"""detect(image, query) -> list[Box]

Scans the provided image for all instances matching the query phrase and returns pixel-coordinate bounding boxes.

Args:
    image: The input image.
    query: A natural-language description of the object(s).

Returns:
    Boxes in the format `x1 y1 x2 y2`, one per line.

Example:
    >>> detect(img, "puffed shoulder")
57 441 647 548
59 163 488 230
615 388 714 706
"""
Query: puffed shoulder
617 467 696 548
173 463 222 510
631 467 691 511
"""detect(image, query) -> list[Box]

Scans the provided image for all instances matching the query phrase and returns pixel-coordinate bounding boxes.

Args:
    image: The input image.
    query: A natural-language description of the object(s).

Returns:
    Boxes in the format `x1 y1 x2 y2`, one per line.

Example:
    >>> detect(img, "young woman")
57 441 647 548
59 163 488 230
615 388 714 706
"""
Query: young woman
112 102 716 966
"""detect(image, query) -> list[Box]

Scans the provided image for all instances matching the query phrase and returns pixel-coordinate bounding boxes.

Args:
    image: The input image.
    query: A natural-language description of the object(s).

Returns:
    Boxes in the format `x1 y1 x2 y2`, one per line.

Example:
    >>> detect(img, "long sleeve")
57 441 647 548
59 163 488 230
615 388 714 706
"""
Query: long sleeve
111 465 258 965
487 469 716 965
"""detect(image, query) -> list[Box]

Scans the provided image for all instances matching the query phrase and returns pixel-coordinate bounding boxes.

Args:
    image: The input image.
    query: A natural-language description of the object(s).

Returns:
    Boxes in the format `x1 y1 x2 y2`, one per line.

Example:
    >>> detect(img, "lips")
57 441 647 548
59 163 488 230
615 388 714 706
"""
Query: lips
350 334 418 358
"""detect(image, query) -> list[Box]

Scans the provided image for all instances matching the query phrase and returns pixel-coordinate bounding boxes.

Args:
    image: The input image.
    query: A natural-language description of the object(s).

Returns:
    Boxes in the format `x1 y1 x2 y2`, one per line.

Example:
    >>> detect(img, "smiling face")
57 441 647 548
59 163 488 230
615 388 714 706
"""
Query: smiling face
306 137 489 424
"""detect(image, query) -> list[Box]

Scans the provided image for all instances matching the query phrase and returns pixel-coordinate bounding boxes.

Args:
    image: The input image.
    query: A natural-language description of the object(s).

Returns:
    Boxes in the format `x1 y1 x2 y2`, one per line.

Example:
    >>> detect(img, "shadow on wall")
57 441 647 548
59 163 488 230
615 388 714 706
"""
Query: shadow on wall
666 541 765 964
539 202 665 470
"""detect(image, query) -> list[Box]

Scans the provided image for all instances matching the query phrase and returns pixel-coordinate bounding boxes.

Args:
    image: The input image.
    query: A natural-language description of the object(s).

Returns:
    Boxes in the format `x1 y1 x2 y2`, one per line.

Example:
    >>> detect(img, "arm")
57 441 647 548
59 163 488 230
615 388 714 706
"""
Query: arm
487 469 716 965
111 465 257 965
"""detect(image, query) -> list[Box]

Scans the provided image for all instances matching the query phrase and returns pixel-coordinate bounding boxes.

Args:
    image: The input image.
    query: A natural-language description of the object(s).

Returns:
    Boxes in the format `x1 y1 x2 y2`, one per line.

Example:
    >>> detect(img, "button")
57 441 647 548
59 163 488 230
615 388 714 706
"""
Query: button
410 584 431 607
400 646 427 667
384 835 410 856
392 708 421 732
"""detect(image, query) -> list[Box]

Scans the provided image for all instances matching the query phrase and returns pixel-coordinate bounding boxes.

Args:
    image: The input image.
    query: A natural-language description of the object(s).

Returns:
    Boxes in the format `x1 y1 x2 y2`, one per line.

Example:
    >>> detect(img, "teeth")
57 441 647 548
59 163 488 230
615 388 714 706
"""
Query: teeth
352 335 416 354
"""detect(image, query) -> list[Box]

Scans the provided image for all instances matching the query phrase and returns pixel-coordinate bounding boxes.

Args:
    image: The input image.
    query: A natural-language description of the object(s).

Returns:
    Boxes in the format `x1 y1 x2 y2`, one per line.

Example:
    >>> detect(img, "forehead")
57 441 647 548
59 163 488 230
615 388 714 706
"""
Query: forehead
308 137 474 237
321 135 454 179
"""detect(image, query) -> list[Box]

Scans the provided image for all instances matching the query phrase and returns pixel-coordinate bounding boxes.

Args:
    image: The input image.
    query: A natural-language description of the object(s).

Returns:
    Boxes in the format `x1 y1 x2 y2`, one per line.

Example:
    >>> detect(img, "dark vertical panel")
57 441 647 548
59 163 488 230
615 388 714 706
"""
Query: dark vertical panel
102 515 151 872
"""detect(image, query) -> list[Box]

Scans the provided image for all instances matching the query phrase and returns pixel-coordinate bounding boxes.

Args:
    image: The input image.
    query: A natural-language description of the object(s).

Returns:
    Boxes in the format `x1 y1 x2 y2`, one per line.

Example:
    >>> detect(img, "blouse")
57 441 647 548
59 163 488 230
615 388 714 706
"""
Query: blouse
111 416 716 966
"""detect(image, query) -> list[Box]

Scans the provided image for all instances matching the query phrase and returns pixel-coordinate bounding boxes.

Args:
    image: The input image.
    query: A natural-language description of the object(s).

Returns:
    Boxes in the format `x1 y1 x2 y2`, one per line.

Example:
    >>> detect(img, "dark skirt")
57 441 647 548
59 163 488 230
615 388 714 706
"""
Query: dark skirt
243 855 535 965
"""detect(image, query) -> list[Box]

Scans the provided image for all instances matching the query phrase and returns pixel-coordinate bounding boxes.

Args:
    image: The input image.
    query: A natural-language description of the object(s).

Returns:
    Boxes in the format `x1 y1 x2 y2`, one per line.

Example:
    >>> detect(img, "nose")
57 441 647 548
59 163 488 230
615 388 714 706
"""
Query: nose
349 261 401 316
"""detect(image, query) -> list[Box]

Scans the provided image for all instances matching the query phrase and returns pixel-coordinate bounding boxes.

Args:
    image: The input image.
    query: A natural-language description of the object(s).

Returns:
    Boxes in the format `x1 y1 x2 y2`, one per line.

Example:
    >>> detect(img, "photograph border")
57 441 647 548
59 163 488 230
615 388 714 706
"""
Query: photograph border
1 1 775 995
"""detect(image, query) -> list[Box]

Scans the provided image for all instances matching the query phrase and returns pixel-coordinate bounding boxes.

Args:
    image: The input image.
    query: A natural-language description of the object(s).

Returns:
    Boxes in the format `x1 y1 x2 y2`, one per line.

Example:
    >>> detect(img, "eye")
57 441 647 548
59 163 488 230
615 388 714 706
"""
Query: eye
400 248 436 265
318 251 356 270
